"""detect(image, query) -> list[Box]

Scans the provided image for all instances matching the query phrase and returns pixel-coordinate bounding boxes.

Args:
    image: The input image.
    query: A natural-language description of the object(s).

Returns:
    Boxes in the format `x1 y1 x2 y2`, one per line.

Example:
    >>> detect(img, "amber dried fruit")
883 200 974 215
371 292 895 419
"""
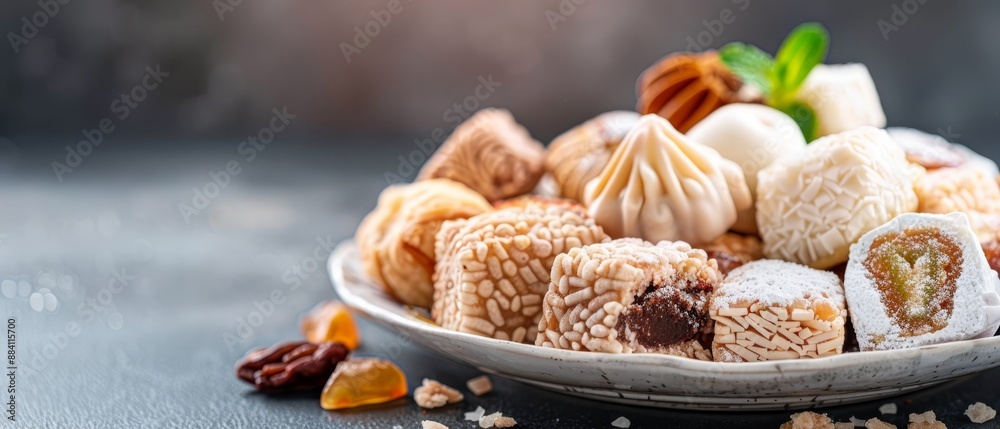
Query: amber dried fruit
321 358 407 410
864 227 962 336
301 301 360 350
982 236 1000 273
637 51 753 132
235 341 349 392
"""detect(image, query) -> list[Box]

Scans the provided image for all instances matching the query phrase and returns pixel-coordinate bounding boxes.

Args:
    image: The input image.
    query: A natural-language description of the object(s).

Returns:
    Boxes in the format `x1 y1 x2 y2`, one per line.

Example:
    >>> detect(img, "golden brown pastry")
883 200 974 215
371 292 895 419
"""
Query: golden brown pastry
418 108 544 201
636 51 755 132
356 179 492 308
544 111 640 202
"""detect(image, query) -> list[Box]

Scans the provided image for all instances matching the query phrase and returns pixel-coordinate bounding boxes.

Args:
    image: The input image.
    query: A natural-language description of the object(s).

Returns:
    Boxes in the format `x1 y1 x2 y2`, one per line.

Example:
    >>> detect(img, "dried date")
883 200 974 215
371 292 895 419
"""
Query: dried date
235 341 349 392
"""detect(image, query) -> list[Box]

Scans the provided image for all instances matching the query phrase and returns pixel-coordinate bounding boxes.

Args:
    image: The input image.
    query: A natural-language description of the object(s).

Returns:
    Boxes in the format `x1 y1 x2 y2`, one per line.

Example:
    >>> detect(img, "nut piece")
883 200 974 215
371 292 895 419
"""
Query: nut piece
466 375 493 396
795 63 886 137
965 402 996 424
422 421 450 429
780 411 835 429
710 260 847 362
686 104 807 234
865 418 896 429
637 51 756 132
356 179 492 308
235 341 349 392
537 239 721 359
756 127 921 269
414 378 464 409
432 205 608 343
583 114 751 245
544 111 640 202
418 108 544 201
908 411 946 429
701 233 763 276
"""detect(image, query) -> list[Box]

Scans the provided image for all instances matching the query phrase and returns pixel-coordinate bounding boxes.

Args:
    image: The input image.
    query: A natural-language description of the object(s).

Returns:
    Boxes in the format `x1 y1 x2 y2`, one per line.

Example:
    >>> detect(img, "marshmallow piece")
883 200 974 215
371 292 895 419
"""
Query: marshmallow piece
796 64 886 138
756 126 921 269
584 114 752 245
687 104 807 234
845 213 1000 351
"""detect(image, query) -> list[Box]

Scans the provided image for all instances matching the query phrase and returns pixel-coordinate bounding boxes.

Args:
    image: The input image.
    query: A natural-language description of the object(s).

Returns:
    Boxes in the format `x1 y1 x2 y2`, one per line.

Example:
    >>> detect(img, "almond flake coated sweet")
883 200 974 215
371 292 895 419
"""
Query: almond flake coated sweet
422 421 449 429
845 213 1000 351
965 402 996 424
710 260 847 362
780 411 835 429
536 239 720 359
413 378 464 409
466 375 493 396
908 411 946 429
756 126 921 269
356 179 491 307
583 114 751 246
418 108 545 202
433 205 608 343
544 111 640 202
865 418 896 429
611 416 631 428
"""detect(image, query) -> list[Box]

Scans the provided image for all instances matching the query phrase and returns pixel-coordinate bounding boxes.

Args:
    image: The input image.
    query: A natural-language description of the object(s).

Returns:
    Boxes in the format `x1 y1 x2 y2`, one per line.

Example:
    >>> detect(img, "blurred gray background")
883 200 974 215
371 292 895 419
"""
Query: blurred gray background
1 0 998 147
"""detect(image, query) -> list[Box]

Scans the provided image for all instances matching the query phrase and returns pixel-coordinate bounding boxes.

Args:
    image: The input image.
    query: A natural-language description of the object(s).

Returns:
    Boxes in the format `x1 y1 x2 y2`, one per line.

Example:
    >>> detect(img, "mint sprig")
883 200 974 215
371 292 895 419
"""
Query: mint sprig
719 23 830 140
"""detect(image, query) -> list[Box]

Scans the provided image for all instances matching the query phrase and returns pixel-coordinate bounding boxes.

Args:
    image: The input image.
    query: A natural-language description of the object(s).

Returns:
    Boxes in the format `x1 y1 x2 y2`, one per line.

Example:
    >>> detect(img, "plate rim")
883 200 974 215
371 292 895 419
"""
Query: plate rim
329 239 1000 376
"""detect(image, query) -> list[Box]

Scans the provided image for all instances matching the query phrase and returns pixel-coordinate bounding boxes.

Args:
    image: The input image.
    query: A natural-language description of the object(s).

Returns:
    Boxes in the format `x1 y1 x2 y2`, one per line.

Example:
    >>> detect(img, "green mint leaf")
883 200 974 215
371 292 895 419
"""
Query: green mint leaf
772 23 829 100
779 101 819 142
718 42 775 99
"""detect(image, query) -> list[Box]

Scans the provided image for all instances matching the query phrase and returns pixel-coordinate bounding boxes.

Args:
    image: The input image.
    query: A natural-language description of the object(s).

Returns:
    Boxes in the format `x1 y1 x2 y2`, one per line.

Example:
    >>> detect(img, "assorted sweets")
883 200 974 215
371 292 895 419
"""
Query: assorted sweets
355 179 491 308
342 20 1000 370
418 108 545 202
582 114 751 245
710 260 847 362
686 104 807 234
536 239 718 360
755 127 921 269
432 203 608 343
845 213 1000 351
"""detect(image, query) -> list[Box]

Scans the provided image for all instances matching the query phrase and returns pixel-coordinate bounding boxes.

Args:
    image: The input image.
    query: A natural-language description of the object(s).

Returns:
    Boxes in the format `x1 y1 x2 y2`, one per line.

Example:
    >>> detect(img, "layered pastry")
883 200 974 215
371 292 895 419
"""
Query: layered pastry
844 213 1000 351
536 239 720 360
795 63 886 137
636 51 757 132
544 111 640 202
888 127 1000 177
710 260 847 362
686 104 807 234
432 205 608 343
701 233 764 276
418 108 545 201
356 179 492 308
583 114 752 245
756 126 921 269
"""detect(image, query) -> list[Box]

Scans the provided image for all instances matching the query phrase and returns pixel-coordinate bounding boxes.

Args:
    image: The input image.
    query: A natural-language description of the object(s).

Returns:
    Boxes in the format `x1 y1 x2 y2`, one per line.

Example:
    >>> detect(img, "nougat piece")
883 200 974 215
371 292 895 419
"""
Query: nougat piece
710 260 847 362
536 239 721 360
432 205 607 343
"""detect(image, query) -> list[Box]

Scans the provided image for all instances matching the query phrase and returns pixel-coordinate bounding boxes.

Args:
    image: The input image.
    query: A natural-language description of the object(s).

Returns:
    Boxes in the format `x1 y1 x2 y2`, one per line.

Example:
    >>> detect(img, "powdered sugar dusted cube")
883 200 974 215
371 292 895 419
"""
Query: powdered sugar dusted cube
710 260 847 362
432 205 608 343
845 212 1000 351
536 239 721 359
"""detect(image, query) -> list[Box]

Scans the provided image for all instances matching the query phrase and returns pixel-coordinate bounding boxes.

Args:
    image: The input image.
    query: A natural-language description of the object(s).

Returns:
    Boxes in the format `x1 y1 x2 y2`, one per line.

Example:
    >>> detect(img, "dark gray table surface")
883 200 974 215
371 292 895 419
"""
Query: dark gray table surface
3 139 999 429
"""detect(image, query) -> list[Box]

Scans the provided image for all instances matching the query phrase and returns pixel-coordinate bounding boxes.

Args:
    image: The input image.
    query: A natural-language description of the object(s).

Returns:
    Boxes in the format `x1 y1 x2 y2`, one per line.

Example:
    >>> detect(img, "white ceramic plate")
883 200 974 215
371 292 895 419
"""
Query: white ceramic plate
329 240 1000 410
